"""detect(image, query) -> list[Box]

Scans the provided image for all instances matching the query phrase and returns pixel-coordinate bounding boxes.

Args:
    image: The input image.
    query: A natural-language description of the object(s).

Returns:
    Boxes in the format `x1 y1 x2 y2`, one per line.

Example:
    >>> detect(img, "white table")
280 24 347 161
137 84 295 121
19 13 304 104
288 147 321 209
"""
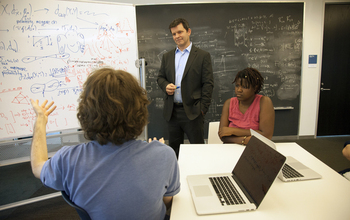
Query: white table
171 143 350 220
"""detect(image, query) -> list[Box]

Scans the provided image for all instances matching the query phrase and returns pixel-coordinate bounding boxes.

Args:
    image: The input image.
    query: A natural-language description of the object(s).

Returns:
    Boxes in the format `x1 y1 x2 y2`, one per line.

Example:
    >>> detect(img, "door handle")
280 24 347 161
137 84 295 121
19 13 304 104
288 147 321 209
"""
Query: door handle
320 88 331 91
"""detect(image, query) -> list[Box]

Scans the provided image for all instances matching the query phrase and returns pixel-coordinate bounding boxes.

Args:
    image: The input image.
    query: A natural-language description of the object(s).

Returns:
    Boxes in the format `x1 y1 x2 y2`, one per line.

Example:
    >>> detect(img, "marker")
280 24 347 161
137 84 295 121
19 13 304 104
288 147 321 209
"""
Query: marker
176 86 180 89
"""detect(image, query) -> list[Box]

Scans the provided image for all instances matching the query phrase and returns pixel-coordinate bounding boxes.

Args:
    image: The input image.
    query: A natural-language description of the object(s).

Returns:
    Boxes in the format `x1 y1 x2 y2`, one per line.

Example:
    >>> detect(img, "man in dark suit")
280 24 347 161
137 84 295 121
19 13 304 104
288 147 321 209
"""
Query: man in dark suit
157 18 214 157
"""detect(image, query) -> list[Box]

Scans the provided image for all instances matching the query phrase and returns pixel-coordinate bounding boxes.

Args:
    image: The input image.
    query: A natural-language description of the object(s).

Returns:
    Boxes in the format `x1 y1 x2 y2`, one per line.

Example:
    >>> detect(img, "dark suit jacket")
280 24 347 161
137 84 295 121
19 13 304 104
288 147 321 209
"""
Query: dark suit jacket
157 45 214 121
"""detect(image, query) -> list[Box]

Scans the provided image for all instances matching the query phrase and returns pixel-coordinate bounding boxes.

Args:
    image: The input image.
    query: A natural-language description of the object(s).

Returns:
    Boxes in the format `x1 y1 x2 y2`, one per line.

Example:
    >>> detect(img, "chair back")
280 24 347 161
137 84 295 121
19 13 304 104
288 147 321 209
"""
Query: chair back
208 121 223 144
61 191 91 220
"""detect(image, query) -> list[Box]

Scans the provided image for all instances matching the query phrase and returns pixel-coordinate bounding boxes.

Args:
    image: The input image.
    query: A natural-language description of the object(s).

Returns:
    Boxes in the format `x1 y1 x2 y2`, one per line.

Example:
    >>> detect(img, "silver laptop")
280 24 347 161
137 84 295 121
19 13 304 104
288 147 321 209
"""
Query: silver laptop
250 129 322 182
187 135 286 215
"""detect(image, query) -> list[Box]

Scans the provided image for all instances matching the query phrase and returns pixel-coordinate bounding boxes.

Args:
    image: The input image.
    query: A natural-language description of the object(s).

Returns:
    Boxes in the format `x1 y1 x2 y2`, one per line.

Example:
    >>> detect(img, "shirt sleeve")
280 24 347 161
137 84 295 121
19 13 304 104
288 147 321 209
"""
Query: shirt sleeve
40 146 70 191
164 150 181 197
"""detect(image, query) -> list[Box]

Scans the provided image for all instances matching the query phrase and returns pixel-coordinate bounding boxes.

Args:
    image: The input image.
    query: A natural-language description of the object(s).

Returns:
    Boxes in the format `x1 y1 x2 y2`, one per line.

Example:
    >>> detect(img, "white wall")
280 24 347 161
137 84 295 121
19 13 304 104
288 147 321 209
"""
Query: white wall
92 0 350 137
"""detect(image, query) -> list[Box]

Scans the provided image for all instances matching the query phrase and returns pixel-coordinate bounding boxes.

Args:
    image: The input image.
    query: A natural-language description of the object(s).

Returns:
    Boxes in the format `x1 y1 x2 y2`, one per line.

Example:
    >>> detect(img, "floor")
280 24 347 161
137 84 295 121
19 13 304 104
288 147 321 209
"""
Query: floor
1 135 350 220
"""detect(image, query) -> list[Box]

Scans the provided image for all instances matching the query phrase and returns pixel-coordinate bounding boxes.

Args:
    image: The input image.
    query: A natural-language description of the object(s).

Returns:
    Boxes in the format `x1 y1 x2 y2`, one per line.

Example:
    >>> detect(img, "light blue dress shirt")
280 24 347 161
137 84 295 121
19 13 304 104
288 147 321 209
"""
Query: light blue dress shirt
174 42 192 103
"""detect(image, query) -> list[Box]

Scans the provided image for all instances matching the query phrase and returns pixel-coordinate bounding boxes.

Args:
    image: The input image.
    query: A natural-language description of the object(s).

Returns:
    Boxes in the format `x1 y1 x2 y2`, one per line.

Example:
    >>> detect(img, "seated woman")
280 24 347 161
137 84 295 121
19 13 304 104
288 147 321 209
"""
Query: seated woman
218 67 275 145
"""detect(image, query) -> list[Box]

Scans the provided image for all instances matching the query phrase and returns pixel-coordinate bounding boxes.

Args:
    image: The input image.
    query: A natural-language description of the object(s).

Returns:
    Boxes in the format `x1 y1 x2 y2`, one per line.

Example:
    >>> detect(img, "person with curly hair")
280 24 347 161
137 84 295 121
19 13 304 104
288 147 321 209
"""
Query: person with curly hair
218 67 275 145
30 68 180 220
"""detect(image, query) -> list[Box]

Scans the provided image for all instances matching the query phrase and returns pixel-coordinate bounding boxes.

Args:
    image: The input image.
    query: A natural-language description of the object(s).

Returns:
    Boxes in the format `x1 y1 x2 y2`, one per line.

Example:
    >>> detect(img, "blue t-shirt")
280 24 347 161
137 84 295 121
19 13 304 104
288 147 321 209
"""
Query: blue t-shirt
41 139 180 220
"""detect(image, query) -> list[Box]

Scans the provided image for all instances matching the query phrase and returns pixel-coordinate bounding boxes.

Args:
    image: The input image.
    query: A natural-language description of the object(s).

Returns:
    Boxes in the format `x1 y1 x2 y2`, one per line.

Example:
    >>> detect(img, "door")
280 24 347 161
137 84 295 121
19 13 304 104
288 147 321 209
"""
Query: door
317 4 350 136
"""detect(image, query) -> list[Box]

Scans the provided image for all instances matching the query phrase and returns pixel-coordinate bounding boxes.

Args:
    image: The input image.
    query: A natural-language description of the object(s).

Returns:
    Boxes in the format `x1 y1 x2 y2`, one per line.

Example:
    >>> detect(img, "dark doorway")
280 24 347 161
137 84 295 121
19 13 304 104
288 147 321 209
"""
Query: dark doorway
317 3 350 136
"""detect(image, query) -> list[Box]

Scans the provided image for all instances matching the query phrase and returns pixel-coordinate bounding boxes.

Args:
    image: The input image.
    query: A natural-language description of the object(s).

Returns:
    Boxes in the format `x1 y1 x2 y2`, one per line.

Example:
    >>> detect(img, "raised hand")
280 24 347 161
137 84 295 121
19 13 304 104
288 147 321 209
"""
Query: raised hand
30 99 57 124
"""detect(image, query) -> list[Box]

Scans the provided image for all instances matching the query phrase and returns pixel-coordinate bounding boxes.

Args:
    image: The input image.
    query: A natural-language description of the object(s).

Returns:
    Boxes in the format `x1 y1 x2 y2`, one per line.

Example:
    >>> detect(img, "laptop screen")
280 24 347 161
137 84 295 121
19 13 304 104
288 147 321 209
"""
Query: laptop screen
232 136 286 207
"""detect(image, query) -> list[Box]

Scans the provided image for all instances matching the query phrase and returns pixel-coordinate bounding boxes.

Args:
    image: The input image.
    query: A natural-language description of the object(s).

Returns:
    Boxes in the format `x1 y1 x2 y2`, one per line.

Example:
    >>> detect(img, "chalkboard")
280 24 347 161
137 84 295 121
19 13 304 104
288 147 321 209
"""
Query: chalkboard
0 0 138 140
136 3 303 138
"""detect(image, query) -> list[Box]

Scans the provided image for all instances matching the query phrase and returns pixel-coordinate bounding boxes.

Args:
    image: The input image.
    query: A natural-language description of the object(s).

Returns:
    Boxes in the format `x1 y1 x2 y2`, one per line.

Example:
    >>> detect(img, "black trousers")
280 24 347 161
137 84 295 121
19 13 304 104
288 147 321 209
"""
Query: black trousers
167 104 204 158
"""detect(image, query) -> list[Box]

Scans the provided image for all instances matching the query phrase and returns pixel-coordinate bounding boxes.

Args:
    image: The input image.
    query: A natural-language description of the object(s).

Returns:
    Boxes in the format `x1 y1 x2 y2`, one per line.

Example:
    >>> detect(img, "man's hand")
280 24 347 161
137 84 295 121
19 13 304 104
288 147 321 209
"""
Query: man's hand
166 83 177 95
31 99 57 123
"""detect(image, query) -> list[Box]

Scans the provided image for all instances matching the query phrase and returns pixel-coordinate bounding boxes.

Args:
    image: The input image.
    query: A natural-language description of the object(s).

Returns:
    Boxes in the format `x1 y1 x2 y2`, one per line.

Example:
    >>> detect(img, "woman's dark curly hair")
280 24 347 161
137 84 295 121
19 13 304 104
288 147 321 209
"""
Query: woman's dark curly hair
77 68 149 145
233 67 264 94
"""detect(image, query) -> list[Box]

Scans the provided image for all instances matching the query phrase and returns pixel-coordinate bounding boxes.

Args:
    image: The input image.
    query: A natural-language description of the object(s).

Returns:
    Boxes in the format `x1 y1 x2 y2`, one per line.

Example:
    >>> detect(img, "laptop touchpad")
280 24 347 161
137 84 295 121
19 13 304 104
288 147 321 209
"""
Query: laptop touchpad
193 185 213 197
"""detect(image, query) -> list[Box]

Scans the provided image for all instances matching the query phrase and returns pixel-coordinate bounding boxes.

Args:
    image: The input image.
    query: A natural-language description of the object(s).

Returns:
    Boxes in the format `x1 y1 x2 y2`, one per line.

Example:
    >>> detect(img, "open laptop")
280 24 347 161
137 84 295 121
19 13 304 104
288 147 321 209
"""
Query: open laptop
187 135 286 215
250 129 322 182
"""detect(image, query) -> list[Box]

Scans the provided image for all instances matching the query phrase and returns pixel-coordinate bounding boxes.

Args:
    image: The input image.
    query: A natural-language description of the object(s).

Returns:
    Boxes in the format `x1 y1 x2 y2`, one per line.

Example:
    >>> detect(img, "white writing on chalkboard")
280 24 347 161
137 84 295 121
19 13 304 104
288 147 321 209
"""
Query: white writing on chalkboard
136 3 303 138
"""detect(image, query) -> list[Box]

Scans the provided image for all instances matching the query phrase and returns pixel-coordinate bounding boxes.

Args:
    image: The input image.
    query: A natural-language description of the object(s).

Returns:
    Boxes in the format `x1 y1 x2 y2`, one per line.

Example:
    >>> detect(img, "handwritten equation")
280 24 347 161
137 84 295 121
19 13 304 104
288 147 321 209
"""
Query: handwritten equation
137 3 303 138
0 0 138 140
139 12 302 112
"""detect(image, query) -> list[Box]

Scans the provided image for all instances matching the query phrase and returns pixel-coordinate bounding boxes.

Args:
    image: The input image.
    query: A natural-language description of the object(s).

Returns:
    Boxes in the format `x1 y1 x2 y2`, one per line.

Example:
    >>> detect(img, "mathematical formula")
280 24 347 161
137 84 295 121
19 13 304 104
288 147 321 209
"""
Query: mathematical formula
0 0 138 140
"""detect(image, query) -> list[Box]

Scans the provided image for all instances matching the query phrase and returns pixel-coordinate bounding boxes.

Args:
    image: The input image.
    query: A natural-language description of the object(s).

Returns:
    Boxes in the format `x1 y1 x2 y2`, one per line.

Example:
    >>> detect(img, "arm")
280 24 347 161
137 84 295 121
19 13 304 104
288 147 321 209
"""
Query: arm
157 54 176 95
149 137 174 209
157 55 169 93
200 52 214 114
218 99 251 144
30 99 57 179
163 196 173 210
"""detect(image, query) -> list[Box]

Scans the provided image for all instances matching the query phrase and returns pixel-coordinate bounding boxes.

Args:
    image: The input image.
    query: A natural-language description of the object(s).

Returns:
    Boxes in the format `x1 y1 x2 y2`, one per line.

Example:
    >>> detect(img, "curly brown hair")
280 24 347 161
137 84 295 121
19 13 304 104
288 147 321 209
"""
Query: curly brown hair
77 68 149 145
233 67 264 94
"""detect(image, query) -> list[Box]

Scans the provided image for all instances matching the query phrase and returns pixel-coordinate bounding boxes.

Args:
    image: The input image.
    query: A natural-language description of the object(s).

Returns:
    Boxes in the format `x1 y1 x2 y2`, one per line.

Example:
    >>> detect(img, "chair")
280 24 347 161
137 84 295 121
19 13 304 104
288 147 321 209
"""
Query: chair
207 121 223 144
61 191 91 220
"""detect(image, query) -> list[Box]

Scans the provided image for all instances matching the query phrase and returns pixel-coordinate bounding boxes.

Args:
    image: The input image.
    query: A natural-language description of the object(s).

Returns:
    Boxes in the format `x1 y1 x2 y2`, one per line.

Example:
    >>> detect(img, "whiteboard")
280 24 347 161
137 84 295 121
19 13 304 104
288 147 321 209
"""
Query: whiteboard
0 0 138 140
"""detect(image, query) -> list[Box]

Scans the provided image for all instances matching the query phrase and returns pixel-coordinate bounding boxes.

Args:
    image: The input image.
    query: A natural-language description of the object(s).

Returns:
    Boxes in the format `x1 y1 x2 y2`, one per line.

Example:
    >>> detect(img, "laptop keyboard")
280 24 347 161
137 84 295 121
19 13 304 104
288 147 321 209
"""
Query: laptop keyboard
282 164 304 178
209 176 246 206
